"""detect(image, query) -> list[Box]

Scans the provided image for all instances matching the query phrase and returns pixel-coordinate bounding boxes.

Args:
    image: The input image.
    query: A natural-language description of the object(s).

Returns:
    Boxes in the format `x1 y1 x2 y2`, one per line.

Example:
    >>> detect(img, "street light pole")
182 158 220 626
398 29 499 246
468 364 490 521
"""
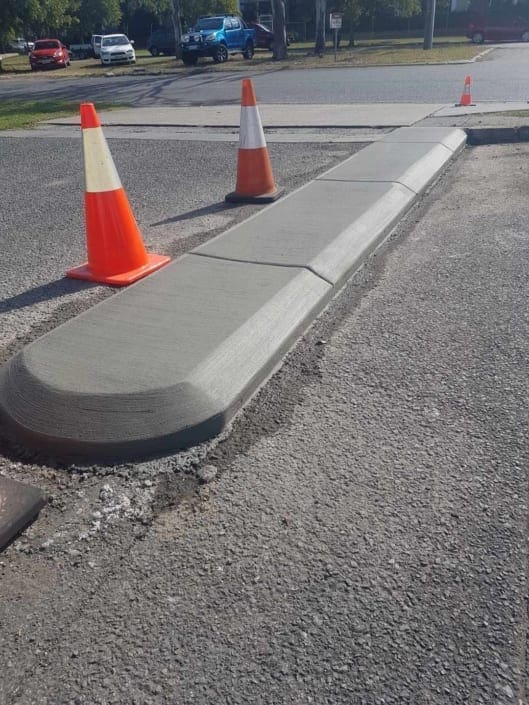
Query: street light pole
423 0 436 50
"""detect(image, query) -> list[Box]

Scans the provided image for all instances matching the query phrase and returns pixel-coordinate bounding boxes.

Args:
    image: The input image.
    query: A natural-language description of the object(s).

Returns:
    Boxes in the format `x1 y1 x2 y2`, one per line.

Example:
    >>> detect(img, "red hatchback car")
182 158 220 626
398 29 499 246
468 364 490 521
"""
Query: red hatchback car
467 16 529 43
29 39 71 70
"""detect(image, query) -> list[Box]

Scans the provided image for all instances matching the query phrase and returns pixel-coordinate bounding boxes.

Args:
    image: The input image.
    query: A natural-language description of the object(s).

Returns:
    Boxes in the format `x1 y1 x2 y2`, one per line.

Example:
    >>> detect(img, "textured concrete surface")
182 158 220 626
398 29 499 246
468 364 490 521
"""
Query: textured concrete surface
0 256 330 460
320 140 454 194
0 128 464 461
196 180 415 284
380 125 467 151
1 143 528 705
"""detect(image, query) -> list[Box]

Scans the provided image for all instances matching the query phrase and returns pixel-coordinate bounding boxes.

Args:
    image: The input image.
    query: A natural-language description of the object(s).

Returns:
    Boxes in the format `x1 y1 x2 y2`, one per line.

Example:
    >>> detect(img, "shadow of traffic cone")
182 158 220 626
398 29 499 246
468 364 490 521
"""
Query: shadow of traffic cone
457 75 474 107
67 103 171 287
226 79 283 203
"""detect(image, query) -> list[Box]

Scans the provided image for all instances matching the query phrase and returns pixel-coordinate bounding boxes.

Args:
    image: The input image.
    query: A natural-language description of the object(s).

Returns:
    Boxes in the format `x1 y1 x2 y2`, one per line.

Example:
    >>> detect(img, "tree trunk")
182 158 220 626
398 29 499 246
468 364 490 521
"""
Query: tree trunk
314 0 326 55
348 3 355 47
423 0 436 50
171 0 182 59
271 0 288 60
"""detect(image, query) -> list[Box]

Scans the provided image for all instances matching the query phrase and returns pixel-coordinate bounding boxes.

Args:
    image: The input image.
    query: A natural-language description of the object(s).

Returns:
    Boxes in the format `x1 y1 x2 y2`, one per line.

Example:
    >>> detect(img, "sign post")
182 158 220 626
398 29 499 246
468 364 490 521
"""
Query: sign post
329 12 343 62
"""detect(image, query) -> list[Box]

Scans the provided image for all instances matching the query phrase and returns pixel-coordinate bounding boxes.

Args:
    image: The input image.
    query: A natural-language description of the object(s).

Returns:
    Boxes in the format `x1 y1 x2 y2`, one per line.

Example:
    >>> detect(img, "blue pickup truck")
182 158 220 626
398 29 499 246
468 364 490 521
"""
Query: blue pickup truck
181 15 255 65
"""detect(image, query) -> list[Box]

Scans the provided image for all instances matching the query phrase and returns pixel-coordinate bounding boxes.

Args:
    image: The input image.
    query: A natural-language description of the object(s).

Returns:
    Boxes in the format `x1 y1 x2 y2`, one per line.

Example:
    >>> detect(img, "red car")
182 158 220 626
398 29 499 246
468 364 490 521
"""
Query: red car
467 16 529 43
29 39 71 70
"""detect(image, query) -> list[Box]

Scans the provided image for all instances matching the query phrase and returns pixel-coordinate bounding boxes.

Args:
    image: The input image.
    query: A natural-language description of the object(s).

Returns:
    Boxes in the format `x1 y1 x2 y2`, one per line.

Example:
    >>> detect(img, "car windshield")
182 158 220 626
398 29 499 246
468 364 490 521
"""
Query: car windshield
196 18 224 30
35 41 60 50
102 35 128 47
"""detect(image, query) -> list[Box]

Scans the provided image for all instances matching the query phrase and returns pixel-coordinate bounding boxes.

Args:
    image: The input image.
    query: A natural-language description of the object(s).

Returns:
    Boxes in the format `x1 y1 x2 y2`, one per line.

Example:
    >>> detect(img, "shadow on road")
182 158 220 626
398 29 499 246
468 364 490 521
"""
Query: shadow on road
0 278 95 314
151 201 236 226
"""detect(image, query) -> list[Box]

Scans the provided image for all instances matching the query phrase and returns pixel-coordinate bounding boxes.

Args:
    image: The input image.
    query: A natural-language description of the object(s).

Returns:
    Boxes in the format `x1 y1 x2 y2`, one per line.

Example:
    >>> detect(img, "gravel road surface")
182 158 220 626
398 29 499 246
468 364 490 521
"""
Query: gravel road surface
1 140 529 704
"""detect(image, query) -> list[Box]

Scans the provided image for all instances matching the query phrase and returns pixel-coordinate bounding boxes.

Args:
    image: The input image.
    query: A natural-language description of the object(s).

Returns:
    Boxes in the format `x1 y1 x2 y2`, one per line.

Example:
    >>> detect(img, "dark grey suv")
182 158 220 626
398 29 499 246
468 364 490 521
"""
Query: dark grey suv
147 29 176 56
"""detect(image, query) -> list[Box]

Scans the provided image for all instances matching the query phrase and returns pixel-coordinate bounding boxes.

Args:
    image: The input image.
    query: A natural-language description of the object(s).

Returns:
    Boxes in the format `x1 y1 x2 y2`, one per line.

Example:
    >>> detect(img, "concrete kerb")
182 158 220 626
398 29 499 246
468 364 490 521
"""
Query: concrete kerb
0 126 467 463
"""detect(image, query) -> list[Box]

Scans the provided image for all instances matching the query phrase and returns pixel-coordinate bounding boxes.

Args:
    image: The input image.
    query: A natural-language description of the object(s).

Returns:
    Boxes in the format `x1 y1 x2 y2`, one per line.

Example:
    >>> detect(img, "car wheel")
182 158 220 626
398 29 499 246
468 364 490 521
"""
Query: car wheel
243 40 254 59
150 46 159 56
269 41 275 53
471 31 484 44
182 53 198 66
522 31 529 42
213 44 228 63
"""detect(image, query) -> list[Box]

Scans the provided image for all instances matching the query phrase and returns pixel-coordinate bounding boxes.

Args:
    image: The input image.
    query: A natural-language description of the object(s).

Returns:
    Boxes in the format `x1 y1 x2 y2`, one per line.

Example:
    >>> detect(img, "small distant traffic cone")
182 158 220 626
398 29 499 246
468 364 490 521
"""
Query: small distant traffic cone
67 103 171 286
457 75 474 107
225 79 283 203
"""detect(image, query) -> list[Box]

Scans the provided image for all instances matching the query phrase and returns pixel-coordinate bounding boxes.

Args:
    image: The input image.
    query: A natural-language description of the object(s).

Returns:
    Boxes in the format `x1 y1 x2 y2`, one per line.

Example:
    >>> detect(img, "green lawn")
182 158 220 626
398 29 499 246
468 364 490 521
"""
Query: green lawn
0 99 123 130
0 36 484 78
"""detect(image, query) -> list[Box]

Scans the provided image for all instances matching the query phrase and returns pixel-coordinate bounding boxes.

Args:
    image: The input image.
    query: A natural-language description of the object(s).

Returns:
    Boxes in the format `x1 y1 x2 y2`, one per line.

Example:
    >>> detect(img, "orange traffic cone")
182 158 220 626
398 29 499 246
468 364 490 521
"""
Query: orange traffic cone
458 75 474 107
225 79 283 203
67 103 171 286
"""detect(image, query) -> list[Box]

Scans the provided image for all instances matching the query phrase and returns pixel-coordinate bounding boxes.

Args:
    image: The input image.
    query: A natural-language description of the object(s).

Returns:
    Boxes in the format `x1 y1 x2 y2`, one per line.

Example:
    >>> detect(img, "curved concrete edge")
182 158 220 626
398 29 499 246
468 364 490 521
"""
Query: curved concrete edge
0 128 467 463
0 257 330 462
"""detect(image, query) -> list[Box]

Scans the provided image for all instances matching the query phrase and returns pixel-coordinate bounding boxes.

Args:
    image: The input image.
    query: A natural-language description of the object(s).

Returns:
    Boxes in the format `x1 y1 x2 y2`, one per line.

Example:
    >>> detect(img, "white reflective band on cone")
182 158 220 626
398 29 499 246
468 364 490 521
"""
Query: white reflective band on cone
239 106 267 150
83 127 123 193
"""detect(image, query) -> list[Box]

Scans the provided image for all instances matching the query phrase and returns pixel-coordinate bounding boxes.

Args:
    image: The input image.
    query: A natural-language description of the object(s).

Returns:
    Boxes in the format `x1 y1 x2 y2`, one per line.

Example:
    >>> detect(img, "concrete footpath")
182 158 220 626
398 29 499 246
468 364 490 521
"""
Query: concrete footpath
0 126 466 462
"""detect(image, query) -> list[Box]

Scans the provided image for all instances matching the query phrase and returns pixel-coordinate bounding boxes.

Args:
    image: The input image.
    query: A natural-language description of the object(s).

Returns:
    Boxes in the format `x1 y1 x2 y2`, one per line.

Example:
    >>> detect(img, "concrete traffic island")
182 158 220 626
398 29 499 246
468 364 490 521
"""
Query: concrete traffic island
0 127 466 463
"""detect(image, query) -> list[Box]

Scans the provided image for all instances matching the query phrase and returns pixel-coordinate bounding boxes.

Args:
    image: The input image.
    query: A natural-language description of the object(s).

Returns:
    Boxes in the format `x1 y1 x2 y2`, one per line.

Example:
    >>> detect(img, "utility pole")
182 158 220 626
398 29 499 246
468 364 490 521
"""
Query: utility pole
423 0 436 50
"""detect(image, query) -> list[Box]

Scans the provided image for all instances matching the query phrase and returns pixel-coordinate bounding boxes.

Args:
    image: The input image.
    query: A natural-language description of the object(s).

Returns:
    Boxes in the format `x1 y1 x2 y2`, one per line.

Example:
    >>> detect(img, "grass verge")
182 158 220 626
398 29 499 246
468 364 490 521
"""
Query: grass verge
0 99 123 130
0 38 483 78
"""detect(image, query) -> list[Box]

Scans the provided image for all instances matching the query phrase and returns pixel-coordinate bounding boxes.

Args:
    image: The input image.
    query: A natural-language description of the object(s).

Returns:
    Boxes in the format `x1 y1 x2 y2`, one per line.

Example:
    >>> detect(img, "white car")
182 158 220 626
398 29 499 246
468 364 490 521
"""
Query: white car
99 34 135 65
9 38 34 54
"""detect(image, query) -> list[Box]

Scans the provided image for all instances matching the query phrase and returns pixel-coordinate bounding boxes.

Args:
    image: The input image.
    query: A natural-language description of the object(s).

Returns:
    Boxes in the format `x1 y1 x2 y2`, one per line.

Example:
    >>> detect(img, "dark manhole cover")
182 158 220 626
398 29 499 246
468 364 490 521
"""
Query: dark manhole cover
0 476 46 551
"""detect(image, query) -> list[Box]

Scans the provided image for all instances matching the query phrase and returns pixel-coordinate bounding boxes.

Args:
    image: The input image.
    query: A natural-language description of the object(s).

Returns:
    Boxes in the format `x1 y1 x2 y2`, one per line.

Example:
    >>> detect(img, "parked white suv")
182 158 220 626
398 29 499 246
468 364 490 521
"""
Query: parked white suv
99 34 135 65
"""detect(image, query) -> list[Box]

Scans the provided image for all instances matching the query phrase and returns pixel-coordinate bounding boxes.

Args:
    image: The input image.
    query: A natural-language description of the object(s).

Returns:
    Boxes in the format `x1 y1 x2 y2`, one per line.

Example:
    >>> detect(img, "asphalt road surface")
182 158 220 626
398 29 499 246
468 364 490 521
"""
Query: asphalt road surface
1 45 529 105
2 124 529 702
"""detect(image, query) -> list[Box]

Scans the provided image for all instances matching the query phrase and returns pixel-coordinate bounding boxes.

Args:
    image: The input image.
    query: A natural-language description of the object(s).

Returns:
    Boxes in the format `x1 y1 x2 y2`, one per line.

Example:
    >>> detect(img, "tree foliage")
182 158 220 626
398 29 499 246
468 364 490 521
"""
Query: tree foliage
320 0 422 51
78 0 121 33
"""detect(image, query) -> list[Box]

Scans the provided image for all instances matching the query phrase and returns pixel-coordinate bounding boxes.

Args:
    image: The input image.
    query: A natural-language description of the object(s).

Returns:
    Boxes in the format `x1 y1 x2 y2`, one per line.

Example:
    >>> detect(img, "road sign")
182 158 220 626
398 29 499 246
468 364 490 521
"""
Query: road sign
329 13 343 30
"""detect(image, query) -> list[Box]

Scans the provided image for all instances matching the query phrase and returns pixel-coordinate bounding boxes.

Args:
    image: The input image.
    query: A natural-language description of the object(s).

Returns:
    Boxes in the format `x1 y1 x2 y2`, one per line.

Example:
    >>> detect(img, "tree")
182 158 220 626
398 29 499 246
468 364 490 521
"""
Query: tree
0 0 19 46
314 0 326 54
423 0 436 48
324 0 421 52
78 0 122 34
10 0 81 37
271 0 288 59
171 0 182 57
